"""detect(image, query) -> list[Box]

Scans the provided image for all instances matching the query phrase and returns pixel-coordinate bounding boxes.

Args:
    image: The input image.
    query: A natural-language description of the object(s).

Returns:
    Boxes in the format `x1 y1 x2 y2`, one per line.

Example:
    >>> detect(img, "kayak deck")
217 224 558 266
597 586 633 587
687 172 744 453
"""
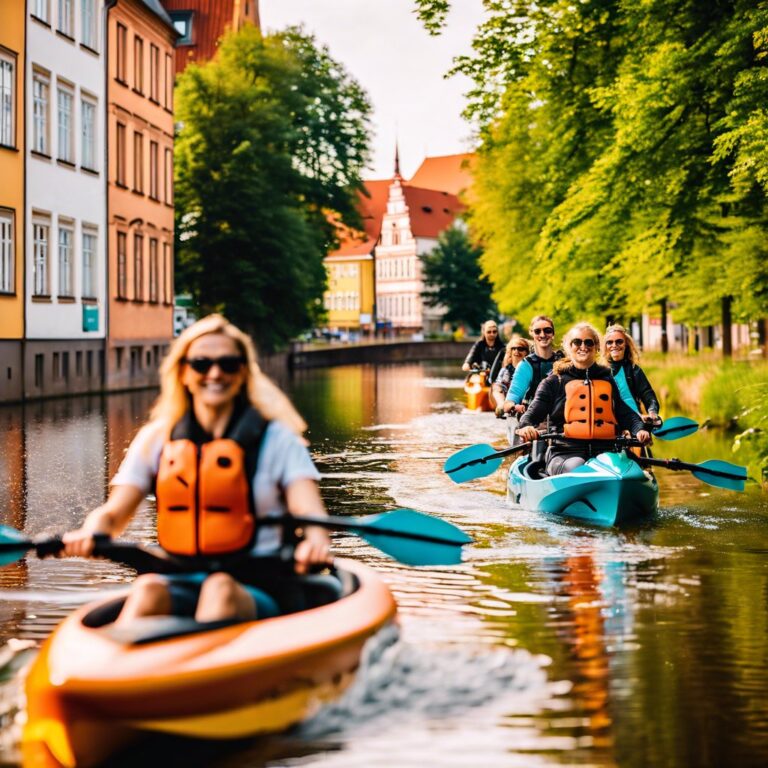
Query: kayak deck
23 558 397 768
507 451 659 526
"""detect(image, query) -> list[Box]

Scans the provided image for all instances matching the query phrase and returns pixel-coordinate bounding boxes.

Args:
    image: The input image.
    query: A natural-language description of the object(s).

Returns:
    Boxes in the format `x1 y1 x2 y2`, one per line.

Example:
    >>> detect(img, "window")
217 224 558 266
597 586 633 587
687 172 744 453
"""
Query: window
117 232 127 298
133 131 143 192
150 44 159 102
82 228 96 297
133 36 143 93
133 233 143 300
53 352 60 379
0 211 13 294
116 122 126 184
32 70 50 155
57 0 73 37
164 53 173 109
81 97 96 170
32 0 49 23
81 0 97 49
62 351 70 381
0 53 15 147
76 350 82 376
149 140 159 199
163 241 172 303
33 218 50 296
57 83 74 163
58 221 74 297
164 147 173 204
86 349 93 377
170 12 194 45
34 354 44 388
149 238 158 301
116 23 127 82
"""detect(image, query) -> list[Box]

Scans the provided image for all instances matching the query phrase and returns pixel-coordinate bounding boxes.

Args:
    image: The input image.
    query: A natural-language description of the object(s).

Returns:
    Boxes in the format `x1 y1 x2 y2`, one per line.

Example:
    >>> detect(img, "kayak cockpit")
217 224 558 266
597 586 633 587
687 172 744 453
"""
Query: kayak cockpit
81 567 356 646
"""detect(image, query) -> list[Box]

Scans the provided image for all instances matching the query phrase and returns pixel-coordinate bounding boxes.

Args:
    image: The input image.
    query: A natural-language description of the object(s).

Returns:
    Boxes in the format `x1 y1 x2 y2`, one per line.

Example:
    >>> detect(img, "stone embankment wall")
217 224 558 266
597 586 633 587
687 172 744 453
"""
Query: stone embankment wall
287 341 469 370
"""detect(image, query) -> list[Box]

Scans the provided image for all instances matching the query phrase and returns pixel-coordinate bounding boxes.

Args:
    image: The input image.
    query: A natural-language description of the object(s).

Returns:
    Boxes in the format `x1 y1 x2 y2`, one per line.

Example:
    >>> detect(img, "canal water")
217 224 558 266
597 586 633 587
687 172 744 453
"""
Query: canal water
0 361 766 767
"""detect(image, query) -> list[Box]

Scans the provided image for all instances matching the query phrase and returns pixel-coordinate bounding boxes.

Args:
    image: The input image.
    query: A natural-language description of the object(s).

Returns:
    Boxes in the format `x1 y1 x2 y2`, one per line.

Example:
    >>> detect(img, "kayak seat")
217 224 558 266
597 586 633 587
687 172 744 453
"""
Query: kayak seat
299 571 347 609
525 460 547 480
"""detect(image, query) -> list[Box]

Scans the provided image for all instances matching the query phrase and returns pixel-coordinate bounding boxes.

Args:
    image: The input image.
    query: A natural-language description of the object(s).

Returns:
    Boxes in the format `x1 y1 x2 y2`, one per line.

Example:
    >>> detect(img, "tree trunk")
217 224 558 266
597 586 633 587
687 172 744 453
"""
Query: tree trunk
660 299 668 354
758 318 768 358
721 295 733 358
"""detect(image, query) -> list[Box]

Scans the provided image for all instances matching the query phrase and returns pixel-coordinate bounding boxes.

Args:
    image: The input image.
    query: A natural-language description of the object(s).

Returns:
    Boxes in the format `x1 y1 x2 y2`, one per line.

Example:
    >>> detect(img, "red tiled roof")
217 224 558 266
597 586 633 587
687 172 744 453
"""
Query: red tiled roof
408 153 475 196
402 185 464 238
328 179 390 257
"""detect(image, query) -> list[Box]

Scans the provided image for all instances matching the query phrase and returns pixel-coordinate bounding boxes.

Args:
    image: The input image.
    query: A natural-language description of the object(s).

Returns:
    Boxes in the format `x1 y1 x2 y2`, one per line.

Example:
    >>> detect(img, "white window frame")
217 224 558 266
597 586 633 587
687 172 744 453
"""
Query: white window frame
57 82 74 163
57 0 74 37
32 0 50 24
82 227 97 298
0 210 13 294
0 52 15 148
33 216 50 296
80 0 97 49
58 220 74 297
32 69 50 155
80 95 97 170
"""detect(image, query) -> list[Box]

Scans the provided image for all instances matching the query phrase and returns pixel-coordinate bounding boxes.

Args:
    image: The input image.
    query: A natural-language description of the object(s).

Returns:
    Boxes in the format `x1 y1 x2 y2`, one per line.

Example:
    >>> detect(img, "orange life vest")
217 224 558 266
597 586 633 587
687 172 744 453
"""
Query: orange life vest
155 407 267 557
562 378 618 440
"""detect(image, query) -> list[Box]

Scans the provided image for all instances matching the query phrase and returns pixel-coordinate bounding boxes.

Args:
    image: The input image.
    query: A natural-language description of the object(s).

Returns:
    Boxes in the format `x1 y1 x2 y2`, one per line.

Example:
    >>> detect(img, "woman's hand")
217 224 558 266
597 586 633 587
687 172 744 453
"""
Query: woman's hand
636 430 652 445
513 403 526 414
61 529 97 558
516 426 539 443
294 527 331 574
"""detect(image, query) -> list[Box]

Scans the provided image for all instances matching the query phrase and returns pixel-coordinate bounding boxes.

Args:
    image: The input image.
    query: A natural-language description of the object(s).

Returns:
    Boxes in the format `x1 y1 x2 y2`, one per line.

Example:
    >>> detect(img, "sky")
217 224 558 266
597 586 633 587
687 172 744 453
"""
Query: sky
259 0 485 180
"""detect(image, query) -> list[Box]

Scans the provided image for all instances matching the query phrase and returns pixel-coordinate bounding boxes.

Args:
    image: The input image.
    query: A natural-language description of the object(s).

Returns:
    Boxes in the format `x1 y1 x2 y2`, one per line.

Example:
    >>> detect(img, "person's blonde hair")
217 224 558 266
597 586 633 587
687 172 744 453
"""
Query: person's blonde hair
148 314 307 436
529 315 555 333
602 323 640 365
554 322 602 374
503 334 530 367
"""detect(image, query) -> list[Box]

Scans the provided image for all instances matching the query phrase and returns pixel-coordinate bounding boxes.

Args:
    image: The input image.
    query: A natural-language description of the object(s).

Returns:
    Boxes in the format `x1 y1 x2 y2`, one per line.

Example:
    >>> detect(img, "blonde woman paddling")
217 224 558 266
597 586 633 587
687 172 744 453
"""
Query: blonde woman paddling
62 315 330 625
517 322 651 476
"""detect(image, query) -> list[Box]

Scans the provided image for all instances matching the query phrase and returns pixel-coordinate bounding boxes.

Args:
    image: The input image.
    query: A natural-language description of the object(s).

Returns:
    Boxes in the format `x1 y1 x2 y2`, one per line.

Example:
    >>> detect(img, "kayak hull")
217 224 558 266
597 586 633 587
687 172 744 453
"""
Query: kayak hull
464 371 493 411
507 451 658 527
22 558 397 767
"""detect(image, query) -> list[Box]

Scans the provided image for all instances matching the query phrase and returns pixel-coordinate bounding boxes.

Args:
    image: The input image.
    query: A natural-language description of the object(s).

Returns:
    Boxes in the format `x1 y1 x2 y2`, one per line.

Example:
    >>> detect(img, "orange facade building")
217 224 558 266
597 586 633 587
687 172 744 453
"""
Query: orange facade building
106 0 177 390
161 0 260 75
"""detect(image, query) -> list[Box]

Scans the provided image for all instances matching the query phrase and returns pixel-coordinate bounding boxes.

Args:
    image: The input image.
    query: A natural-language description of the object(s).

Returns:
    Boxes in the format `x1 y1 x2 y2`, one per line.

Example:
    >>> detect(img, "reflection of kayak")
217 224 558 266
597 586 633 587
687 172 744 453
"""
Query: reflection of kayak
507 451 658 527
464 370 493 411
23 558 396 768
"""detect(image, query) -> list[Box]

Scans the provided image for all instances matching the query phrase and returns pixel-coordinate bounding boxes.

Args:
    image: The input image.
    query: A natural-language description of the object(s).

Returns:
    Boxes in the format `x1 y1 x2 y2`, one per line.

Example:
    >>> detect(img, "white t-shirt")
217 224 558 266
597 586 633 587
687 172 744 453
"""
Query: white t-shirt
112 419 321 554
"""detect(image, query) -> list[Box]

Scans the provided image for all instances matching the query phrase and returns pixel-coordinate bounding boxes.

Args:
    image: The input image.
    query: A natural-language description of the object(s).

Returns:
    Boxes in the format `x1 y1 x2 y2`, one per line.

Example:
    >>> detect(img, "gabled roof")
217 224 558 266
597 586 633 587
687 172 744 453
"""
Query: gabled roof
408 153 475 196
143 0 175 30
328 179 390 257
402 185 464 238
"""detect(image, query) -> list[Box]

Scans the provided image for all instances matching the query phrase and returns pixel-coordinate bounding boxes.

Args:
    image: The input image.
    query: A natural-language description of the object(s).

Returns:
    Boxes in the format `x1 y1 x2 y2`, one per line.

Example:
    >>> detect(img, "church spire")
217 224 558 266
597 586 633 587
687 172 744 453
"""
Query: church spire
394 140 401 179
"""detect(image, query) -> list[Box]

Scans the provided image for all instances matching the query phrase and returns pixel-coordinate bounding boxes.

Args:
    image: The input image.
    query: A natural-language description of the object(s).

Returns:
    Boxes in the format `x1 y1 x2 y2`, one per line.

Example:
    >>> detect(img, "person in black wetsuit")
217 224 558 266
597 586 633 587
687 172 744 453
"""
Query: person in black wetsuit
516 322 652 475
462 320 504 371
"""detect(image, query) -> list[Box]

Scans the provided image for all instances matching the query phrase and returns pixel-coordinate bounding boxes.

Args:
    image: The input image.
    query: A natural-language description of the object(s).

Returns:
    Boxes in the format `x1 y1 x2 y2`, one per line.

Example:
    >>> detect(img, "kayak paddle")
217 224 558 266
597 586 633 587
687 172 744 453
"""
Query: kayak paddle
652 417 699 440
444 434 560 483
634 456 748 491
0 509 472 570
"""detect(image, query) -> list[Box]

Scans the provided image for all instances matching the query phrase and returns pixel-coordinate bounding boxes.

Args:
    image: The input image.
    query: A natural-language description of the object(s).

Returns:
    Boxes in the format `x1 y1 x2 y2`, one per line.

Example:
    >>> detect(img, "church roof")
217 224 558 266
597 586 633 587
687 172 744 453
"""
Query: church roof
408 152 475 196
402 185 464 238
328 179 390 257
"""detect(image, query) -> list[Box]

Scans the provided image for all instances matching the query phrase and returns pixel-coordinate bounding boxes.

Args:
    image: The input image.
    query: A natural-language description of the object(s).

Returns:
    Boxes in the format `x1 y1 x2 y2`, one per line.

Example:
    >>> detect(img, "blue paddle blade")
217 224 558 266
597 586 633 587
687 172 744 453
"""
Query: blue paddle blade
653 417 699 440
443 443 503 483
0 525 33 566
354 508 471 566
692 460 747 492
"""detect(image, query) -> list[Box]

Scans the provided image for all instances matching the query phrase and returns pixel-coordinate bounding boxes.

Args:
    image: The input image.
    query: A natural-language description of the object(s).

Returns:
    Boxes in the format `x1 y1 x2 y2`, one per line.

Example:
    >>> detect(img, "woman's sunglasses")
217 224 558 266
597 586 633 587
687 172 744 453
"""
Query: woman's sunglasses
184 355 246 374
570 338 596 349
605 339 625 347
532 327 554 336
510 346 528 353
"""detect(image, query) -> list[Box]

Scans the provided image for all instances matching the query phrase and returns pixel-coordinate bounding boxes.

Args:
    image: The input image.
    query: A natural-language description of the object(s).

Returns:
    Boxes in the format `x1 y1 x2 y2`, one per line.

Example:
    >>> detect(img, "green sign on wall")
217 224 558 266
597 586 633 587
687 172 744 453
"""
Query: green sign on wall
82 304 99 332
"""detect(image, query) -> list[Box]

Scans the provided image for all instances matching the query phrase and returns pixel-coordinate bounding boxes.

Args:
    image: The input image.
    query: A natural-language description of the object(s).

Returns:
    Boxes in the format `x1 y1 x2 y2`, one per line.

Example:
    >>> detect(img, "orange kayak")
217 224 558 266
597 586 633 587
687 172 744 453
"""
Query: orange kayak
22 558 397 767
464 370 493 411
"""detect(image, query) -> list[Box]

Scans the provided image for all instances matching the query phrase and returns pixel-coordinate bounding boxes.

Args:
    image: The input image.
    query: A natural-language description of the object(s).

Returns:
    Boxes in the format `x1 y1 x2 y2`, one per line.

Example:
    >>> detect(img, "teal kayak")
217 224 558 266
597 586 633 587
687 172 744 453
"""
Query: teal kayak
506 451 659 527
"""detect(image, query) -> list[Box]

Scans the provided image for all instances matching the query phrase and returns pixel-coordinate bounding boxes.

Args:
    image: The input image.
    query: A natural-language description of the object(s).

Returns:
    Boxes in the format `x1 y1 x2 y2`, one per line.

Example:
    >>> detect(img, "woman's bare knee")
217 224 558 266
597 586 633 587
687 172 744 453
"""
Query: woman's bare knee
117 574 171 623
196 573 255 622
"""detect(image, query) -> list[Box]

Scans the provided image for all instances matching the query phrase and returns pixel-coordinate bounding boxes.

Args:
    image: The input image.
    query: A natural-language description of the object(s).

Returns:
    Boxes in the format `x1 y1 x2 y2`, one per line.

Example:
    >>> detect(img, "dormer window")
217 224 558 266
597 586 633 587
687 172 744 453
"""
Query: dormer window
170 11 194 45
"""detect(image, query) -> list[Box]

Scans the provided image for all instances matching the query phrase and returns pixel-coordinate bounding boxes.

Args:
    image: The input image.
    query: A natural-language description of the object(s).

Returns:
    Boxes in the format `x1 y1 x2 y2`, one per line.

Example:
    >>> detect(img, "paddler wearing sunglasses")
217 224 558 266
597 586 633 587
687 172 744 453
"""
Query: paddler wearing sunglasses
61 314 331 625
516 322 652 476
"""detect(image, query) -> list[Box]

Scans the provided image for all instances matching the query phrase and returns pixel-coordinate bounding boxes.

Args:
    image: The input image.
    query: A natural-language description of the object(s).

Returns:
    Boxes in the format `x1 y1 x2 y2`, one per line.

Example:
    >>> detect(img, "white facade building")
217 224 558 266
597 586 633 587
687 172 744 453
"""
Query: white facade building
26 1 107 394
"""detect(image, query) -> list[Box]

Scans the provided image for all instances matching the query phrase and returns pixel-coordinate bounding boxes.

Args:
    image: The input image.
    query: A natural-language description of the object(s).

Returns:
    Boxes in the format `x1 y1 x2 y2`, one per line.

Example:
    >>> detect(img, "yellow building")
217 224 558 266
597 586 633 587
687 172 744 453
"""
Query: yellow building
0 0 25 400
324 180 389 334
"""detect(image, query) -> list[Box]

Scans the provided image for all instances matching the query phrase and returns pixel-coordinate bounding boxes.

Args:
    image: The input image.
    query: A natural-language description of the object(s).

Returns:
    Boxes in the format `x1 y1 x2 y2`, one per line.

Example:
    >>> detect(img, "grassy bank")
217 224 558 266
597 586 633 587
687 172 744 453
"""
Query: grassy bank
640 354 768 480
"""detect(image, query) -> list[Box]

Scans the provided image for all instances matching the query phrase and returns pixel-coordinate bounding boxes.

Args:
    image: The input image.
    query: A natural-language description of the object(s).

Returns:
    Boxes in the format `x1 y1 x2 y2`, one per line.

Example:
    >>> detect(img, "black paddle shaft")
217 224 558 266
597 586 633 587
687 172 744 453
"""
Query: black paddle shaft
635 456 746 481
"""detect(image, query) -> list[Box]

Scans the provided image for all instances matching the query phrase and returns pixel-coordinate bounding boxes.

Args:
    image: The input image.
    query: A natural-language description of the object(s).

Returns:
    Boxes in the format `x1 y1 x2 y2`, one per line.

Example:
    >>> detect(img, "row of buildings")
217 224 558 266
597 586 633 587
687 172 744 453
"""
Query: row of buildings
0 0 259 403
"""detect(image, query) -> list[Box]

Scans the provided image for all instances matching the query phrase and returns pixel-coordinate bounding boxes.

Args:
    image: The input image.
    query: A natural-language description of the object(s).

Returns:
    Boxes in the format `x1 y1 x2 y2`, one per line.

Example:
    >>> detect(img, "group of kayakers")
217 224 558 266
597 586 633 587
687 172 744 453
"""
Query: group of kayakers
463 316 660 477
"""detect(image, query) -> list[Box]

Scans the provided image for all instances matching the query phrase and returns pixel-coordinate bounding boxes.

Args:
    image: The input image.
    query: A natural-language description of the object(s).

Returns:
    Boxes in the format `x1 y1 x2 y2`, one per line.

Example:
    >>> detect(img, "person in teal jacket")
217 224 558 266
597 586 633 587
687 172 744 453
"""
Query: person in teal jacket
602 324 660 425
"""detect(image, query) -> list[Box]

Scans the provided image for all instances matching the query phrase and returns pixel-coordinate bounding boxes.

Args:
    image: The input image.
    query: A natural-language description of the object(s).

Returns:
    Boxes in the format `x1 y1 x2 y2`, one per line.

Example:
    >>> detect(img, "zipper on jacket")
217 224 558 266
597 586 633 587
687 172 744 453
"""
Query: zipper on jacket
194 443 201 554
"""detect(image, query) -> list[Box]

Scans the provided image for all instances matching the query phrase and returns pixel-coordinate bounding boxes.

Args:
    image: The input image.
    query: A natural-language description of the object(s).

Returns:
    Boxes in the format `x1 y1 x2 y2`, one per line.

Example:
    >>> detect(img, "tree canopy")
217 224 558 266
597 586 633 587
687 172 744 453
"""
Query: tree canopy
174 25 372 351
421 224 497 329
414 0 768 344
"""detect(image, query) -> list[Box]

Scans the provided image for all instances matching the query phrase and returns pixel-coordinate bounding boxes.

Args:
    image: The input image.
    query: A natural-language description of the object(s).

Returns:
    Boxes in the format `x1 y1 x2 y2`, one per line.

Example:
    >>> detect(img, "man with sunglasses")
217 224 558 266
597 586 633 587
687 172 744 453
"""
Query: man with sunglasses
502 315 564 418
461 320 505 372
516 322 651 475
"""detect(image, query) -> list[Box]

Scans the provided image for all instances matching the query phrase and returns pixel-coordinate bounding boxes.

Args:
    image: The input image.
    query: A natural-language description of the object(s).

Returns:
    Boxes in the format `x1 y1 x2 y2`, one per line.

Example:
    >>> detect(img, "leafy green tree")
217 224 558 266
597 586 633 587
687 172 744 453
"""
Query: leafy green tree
421 225 497 328
175 25 371 351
